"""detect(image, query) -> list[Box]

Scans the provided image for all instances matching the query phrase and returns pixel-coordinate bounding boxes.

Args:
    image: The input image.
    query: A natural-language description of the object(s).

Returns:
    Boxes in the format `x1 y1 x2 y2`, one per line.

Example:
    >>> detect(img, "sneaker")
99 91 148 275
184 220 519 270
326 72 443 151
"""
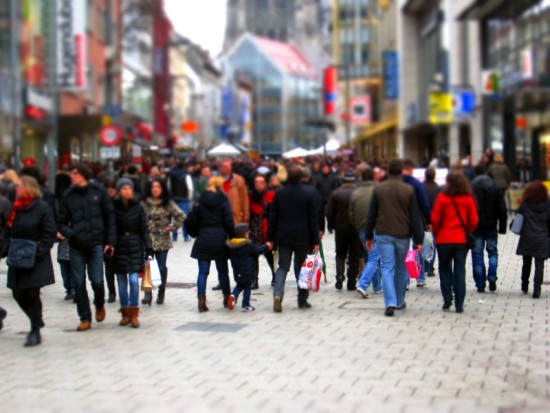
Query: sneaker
64 293 75 301
77 320 91 331
373 290 383 295
427 271 435 277
273 296 282 313
489 281 497 292
95 307 106 323
477 287 486 293
227 295 236 311
442 301 452 311
242 306 255 312
455 307 464 314
298 301 312 309
357 287 369 299
416 281 425 288
384 306 395 317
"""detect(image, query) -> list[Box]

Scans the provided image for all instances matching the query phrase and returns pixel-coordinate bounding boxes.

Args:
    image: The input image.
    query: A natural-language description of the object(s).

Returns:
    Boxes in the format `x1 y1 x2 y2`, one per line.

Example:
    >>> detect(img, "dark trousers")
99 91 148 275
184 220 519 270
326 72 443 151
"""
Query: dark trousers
153 250 169 290
254 249 275 281
59 260 74 294
232 280 252 307
521 256 545 288
104 257 116 297
12 287 43 331
437 244 468 310
71 246 105 322
334 228 361 283
273 244 309 304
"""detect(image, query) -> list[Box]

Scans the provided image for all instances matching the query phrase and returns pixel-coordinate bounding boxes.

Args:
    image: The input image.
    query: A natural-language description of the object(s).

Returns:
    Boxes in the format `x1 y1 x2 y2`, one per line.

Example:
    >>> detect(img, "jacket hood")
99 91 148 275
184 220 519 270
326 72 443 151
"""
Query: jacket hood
200 190 227 209
225 238 251 249
472 175 493 189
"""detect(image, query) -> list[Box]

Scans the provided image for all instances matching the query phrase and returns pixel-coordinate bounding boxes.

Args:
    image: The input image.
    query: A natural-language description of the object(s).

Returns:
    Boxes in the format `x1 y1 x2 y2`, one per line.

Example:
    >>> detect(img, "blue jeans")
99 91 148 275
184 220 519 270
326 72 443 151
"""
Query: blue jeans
471 229 498 290
173 200 191 240
357 231 382 292
437 244 468 310
117 272 140 307
376 234 409 308
232 281 252 307
70 245 105 322
197 259 230 297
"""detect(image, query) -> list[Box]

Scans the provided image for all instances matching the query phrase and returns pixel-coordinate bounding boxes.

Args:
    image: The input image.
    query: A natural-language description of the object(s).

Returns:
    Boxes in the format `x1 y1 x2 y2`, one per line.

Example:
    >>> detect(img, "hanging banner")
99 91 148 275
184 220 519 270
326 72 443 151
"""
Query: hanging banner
56 0 87 89
429 92 453 125
383 51 399 100
323 66 337 115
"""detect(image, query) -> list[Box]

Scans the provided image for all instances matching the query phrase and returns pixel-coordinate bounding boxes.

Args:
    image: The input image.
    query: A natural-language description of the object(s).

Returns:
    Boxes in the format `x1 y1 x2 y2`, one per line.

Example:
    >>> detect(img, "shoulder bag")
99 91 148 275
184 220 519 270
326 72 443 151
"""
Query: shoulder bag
450 197 476 250
7 238 38 269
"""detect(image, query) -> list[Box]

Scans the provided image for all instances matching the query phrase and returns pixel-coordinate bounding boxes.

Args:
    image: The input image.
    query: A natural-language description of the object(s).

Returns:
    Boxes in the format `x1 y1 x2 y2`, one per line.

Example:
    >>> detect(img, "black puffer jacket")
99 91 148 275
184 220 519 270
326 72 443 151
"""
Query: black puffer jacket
191 190 235 260
472 175 507 233
112 198 152 274
226 238 269 284
58 183 116 250
4 200 56 290
516 201 550 259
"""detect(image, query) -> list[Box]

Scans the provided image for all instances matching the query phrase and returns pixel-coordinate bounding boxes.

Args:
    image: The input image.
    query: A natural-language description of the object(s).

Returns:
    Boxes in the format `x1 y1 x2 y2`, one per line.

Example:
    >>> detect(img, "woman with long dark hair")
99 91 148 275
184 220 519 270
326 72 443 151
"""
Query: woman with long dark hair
141 178 186 305
3 176 56 346
516 180 550 298
431 172 479 313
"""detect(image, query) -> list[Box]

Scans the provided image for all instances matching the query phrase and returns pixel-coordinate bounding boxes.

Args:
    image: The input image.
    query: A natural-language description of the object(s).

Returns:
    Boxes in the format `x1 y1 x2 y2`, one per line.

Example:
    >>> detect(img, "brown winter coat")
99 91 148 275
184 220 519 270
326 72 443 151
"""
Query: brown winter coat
142 198 186 252
225 173 250 224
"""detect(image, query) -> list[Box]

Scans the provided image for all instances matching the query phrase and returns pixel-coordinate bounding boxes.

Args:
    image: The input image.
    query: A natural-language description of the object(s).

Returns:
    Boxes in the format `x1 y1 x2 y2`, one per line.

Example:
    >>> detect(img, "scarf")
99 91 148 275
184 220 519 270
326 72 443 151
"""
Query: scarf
7 194 35 228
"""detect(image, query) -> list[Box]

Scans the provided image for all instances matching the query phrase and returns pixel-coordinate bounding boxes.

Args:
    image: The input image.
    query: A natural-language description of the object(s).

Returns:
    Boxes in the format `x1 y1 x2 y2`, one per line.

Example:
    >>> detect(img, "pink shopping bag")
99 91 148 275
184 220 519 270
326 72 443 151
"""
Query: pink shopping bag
405 250 421 279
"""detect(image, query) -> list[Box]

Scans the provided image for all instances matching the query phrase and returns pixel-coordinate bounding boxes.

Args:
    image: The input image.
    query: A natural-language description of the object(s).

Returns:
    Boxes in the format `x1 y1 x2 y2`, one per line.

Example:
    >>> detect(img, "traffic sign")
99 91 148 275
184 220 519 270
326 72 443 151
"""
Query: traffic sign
100 125 123 146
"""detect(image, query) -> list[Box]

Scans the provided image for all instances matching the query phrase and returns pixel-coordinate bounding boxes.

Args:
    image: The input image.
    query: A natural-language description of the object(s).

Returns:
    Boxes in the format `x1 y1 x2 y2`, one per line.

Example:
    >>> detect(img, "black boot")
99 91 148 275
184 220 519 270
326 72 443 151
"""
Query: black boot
24 329 41 347
107 292 116 303
251 278 259 290
212 283 222 291
297 289 311 309
533 284 541 299
141 291 153 306
0 306 6 330
156 286 165 305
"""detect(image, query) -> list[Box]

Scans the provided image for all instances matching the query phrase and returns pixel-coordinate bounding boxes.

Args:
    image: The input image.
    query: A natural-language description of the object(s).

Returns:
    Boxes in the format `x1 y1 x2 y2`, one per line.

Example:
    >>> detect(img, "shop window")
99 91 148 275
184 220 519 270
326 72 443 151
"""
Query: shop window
70 138 80 160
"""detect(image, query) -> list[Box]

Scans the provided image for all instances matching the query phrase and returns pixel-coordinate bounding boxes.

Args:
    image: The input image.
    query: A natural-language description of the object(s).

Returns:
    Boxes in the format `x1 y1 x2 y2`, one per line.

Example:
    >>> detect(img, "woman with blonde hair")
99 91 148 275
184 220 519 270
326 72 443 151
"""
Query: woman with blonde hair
190 175 235 312
3 176 56 346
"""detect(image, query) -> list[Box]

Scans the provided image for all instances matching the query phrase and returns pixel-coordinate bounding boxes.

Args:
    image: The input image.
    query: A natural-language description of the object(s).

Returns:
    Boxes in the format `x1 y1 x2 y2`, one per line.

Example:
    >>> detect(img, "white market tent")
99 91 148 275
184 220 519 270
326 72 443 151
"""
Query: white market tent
282 147 310 159
207 143 241 157
310 138 341 155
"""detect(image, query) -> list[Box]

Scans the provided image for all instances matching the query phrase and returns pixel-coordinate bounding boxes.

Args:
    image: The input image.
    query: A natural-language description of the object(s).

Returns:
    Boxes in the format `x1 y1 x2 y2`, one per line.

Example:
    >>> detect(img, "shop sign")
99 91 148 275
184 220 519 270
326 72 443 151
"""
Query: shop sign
350 96 371 125
100 147 121 160
384 51 399 100
482 71 501 95
26 87 53 112
452 88 476 121
57 0 87 89
429 92 453 125
521 47 534 79
100 125 123 146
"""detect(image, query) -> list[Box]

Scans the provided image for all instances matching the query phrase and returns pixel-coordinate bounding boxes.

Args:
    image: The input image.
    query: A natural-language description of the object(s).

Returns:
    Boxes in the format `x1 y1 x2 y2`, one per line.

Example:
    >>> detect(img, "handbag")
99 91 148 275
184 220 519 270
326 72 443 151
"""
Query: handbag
450 197 476 250
7 238 38 269
510 213 524 235
141 261 153 292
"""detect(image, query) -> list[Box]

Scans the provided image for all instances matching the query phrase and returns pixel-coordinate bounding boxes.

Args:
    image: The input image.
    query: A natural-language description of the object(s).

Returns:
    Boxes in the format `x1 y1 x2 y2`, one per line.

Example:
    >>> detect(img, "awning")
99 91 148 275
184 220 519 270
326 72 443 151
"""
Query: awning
402 0 433 14
458 0 540 20
353 119 398 144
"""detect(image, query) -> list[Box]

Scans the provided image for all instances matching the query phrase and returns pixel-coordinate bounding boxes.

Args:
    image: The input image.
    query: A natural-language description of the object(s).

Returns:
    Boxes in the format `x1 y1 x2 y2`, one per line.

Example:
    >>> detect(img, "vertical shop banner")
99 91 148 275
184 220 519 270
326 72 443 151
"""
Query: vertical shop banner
56 0 86 89
323 66 337 116
153 0 171 142
350 96 371 125
383 51 399 100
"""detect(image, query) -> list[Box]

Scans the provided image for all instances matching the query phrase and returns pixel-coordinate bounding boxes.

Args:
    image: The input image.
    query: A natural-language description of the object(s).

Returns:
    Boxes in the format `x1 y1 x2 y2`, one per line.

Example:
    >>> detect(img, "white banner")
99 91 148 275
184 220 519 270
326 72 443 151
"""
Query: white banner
56 0 87 89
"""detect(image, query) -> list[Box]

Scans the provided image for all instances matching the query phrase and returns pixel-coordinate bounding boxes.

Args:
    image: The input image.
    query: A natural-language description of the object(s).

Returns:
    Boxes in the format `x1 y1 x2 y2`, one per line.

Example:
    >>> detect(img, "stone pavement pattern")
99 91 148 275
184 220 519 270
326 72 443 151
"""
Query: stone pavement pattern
0 232 549 413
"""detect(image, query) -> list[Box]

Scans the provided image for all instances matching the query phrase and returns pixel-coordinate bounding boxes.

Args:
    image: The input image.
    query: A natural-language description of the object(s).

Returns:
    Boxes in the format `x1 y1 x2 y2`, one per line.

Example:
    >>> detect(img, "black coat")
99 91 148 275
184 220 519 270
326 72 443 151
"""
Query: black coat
472 175 507 234
516 201 550 259
58 182 116 250
315 172 340 206
268 182 320 248
4 200 56 290
191 190 235 260
112 198 152 274
326 182 356 231
227 239 268 284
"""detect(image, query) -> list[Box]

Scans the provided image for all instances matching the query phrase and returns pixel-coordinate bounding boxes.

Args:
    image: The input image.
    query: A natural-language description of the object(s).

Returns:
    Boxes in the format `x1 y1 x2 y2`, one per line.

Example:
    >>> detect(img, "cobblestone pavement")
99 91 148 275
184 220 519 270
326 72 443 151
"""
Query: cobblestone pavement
0 231 549 413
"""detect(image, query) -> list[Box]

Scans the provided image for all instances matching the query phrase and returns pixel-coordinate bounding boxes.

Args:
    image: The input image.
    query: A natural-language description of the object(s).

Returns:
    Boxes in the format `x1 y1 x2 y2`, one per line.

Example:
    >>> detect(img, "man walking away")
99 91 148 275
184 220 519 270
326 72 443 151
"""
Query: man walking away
365 160 423 317
268 166 320 312
471 164 507 293
326 170 361 291
169 161 194 242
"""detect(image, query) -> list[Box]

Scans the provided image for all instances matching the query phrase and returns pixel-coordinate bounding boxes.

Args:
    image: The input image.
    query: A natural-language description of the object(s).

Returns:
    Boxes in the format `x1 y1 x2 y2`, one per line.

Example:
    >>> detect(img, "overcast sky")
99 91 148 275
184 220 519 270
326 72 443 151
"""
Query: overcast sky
164 0 227 57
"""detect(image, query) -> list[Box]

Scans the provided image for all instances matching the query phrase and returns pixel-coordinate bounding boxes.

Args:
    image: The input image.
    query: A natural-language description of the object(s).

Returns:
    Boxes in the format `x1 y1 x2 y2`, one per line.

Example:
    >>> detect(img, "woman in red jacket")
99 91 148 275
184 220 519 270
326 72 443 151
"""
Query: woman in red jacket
431 172 479 313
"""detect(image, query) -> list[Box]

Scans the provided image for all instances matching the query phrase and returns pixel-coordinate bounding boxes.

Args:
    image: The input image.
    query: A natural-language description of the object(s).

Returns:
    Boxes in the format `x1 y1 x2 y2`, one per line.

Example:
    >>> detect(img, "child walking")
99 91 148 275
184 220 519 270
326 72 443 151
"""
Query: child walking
227 223 270 311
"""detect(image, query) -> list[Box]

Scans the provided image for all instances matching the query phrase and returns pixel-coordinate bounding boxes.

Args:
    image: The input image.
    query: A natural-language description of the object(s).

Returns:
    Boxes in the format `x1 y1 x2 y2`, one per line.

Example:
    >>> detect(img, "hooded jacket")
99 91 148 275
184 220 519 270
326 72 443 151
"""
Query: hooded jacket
226 238 269 284
190 190 235 260
472 175 507 234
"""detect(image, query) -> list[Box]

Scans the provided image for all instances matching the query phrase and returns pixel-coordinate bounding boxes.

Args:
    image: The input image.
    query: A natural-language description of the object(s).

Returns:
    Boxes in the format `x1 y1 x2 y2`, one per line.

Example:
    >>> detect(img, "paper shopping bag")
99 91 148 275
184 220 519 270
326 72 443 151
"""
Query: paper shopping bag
141 261 153 292
150 258 162 287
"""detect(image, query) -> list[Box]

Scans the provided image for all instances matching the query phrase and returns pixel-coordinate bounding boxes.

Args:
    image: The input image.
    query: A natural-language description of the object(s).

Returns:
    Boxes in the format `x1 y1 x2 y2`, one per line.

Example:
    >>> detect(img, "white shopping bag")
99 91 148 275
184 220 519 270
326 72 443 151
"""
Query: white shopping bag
298 254 324 291
149 258 162 287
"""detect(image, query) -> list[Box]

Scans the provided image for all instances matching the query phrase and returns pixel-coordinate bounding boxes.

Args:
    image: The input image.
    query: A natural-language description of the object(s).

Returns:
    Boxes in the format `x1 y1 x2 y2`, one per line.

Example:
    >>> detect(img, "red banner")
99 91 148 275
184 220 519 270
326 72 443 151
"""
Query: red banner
153 1 172 144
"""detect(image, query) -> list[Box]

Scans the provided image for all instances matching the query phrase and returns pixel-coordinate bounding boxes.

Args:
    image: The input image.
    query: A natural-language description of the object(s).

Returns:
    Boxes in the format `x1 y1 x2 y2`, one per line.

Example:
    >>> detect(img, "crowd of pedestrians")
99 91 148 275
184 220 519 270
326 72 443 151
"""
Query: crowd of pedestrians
0 152 547 348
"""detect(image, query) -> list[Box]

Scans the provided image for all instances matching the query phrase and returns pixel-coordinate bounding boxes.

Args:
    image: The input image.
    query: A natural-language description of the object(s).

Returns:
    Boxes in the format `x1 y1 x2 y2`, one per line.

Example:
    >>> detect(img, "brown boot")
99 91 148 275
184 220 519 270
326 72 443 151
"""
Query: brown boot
198 295 209 312
119 308 130 326
129 307 140 328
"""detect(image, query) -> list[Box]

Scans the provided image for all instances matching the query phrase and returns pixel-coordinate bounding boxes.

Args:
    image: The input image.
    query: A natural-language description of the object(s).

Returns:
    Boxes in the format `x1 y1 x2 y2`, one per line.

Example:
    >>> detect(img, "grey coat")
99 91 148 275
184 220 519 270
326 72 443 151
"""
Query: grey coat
516 201 550 259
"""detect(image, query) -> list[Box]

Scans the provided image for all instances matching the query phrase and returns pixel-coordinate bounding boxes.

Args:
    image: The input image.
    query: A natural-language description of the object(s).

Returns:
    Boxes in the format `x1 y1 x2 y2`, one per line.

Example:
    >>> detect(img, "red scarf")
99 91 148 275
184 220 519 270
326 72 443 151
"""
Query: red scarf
7 195 35 228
